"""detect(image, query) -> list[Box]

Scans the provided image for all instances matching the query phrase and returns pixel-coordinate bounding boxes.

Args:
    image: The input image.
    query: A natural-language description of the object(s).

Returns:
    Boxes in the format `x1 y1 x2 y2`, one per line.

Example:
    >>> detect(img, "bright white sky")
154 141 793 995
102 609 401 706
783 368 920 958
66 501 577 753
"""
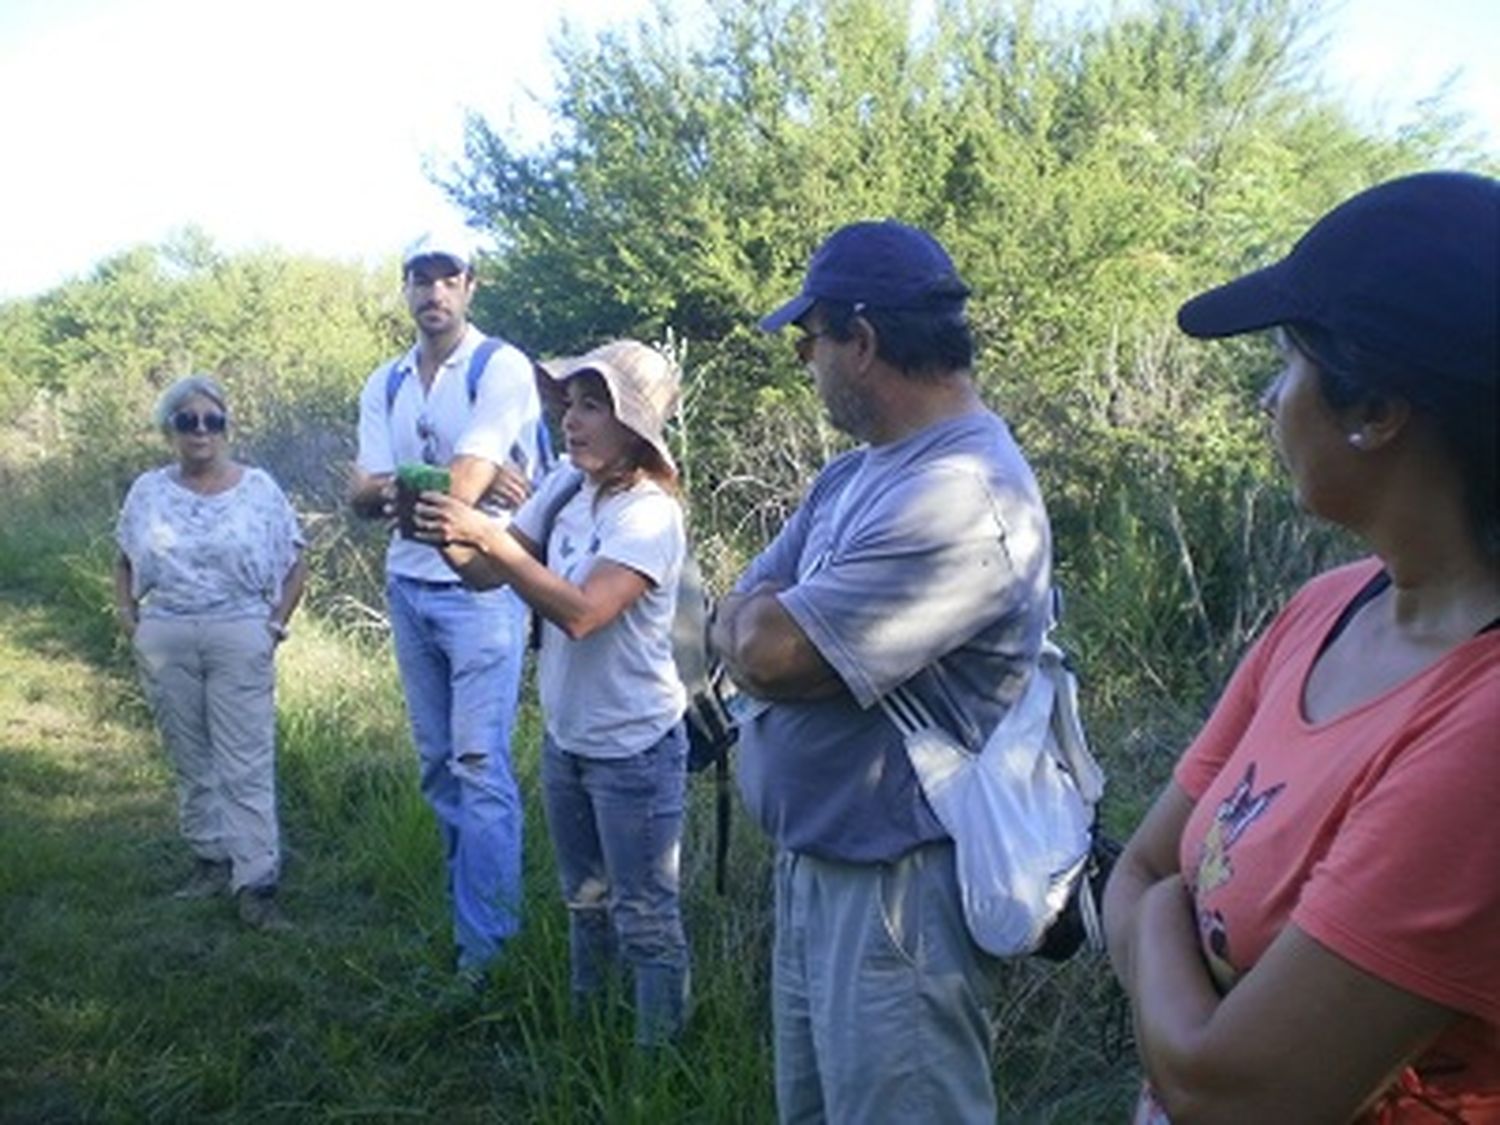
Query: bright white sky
1 0 1496 302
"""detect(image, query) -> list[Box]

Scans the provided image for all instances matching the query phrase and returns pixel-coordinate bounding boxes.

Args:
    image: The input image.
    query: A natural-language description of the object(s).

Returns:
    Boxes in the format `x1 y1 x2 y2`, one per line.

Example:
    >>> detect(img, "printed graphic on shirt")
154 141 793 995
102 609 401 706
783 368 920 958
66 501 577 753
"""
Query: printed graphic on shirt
556 530 602 583
1191 761 1286 987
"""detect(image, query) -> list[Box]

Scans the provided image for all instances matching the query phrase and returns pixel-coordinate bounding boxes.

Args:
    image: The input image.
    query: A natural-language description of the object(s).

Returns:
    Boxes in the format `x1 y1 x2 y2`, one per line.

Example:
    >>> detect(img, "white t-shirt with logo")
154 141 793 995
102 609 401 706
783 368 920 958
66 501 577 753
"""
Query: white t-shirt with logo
513 469 687 757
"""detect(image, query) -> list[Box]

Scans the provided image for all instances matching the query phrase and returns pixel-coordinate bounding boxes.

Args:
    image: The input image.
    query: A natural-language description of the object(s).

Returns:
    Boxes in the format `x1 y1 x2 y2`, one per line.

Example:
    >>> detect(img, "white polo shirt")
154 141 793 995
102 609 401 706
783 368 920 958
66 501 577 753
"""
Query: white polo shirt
356 324 542 583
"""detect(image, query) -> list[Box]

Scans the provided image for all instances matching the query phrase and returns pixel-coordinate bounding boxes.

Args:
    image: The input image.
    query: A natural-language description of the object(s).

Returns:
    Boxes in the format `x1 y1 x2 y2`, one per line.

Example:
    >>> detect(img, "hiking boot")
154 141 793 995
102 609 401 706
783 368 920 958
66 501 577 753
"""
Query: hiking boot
236 885 293 932
173 859 231 900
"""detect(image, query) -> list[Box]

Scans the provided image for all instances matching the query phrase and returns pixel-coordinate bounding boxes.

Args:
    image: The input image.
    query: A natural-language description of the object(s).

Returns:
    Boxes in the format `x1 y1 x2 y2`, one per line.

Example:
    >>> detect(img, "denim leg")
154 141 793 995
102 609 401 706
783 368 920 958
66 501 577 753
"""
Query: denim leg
388 578 527 967
442 585 527 964
541 740 616 1000
542 725 690 1046
387 578 457 857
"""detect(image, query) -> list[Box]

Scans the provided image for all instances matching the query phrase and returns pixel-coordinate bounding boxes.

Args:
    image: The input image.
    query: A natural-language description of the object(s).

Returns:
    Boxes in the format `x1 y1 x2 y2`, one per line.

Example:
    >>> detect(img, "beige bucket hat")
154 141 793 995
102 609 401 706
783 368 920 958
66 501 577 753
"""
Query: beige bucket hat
539 340 681 471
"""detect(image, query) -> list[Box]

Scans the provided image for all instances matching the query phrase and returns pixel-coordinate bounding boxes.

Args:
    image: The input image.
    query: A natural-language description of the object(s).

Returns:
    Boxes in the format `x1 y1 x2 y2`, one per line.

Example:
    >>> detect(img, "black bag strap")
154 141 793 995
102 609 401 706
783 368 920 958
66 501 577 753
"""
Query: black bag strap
714 747 731 896
532 465 587 552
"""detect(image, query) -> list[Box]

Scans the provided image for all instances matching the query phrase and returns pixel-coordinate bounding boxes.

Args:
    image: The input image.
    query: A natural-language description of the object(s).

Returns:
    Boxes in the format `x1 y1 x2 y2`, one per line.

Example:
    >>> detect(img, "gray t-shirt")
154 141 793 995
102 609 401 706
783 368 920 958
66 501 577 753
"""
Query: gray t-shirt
513 468 688 757
734 409 1051 863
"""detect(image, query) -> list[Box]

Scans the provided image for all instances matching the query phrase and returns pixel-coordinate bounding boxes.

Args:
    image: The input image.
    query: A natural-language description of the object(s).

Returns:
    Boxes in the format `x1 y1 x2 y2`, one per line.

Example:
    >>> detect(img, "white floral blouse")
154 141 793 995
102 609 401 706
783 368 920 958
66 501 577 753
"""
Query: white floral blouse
116 465 304 620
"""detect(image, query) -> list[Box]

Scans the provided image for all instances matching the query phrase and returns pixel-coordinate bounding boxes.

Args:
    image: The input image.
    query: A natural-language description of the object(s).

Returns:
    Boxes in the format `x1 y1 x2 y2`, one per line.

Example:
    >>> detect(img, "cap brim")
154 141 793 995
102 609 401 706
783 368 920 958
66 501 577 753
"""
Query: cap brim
758 293 816 333
403 251 469 273
1177 261 1304 339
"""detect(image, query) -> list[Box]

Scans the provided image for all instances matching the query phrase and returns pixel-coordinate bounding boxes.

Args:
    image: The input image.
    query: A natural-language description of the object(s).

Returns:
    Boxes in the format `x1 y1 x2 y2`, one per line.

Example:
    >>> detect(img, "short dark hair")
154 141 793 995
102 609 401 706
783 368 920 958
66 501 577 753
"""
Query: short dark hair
1289 321 1499 558
813 298 974 380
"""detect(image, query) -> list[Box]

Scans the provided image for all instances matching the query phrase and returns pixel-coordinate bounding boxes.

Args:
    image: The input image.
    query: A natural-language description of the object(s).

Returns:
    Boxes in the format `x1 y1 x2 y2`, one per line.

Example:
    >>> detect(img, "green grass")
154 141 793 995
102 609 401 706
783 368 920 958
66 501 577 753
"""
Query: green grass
0 501 1153 1123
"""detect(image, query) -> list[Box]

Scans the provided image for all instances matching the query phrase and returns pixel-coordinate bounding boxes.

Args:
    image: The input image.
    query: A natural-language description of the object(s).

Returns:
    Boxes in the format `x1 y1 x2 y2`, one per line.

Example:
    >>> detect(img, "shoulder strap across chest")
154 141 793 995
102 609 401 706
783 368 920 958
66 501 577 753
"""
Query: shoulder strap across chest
384 336 502 412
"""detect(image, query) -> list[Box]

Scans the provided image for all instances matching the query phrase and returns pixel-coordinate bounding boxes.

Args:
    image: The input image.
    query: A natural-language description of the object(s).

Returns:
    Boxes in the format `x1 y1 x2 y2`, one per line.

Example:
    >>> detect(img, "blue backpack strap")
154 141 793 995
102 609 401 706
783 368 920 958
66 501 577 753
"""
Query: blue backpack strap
439 336 552 485
388 337 500 413
507 422 556 486
465 336 501 403
469 336 556 484
533 421 557 480
383 358 407 412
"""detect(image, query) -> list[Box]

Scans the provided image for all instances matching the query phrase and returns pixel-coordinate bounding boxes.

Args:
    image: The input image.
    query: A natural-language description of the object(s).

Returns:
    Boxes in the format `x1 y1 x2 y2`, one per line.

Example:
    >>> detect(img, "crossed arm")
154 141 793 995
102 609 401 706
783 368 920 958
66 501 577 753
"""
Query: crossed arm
709 584 845 701
1102 783 1454 1123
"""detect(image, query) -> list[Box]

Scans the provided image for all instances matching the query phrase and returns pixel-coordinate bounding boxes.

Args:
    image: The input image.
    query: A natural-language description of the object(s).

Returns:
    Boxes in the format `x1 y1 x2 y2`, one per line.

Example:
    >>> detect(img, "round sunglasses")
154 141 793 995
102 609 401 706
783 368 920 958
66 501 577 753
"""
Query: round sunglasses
172 410 228 434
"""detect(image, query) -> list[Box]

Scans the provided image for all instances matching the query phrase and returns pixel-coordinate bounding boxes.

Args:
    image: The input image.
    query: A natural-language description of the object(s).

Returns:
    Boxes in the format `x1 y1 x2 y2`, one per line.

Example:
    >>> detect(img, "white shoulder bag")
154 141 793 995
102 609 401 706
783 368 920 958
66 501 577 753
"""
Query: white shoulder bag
879 634 1108 958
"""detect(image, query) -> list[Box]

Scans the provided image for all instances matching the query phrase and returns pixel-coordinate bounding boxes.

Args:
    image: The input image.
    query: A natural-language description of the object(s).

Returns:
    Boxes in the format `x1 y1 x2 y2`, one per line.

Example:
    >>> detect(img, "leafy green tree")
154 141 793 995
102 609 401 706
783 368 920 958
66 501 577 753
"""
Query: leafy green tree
0 235 409 619
0 235 403 474
445 0 1487 694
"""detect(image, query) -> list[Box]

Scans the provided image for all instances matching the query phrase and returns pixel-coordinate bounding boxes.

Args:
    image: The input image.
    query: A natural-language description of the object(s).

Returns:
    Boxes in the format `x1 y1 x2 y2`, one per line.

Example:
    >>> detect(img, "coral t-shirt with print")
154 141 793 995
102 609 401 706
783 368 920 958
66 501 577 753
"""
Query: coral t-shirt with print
1172 558 1500 1119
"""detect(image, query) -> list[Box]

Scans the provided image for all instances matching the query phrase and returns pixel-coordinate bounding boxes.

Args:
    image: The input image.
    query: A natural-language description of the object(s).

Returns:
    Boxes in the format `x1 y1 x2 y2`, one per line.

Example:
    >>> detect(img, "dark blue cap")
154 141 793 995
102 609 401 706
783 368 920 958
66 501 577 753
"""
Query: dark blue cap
1178 171 1499 386
759 220 971 332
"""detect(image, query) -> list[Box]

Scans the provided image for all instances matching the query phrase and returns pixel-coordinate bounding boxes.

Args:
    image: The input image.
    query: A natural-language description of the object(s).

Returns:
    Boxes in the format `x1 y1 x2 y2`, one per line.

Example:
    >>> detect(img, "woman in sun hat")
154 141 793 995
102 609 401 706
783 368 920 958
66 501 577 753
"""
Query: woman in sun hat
1102 170 1500 1122
416 339 691 1047
114 374 307 931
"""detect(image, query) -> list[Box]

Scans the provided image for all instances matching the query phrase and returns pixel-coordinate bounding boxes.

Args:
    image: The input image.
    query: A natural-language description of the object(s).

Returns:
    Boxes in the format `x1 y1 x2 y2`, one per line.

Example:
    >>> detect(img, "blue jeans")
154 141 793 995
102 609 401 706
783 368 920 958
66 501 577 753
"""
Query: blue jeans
541 723 691 1046
387 576 528 968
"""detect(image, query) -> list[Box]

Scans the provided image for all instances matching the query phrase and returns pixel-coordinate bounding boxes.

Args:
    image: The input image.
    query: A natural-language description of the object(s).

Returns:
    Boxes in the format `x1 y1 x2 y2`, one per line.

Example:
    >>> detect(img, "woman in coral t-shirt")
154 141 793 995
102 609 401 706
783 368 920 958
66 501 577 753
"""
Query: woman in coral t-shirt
1103 171 1500 1123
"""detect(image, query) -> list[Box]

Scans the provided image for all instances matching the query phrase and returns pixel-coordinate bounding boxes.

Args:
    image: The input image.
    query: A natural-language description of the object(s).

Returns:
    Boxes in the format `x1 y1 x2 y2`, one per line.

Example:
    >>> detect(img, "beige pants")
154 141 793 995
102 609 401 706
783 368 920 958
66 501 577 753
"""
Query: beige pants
133 616 281 892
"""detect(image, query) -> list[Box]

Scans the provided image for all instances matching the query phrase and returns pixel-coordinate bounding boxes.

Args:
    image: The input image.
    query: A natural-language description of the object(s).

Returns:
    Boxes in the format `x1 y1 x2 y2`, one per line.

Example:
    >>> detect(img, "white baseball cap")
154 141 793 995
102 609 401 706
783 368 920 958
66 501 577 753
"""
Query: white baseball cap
402 226 480 273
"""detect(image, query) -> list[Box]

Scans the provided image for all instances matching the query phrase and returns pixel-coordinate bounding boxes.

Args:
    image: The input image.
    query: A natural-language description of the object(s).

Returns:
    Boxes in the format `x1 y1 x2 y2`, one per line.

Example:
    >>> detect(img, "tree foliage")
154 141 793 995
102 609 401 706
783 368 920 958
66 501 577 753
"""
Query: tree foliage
0 234 404 488
0 0 1490 697
0 236 409 626
444 0 1486 692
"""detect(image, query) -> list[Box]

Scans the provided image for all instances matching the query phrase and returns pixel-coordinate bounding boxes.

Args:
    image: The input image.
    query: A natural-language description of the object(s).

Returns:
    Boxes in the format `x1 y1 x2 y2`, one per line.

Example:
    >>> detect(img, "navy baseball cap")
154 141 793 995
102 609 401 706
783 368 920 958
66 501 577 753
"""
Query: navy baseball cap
1178 171 1499 386
759 220 971 332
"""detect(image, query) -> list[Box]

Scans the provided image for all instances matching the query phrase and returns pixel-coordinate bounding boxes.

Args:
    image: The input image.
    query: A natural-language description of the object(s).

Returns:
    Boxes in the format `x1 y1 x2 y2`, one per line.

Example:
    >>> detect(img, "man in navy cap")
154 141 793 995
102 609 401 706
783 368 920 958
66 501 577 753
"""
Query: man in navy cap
350 225 546 978
712 220 1054 1121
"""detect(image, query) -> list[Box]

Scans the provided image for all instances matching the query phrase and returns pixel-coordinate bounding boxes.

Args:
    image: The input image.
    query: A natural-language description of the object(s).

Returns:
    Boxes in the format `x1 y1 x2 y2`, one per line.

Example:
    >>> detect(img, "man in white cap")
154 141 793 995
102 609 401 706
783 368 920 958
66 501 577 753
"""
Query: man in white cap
350 225 546 976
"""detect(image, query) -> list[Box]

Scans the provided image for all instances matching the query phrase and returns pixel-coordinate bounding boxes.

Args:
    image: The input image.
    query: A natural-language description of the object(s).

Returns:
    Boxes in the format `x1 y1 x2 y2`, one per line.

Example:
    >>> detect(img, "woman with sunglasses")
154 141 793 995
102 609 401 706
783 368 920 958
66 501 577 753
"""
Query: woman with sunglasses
1103 172 1499 1121
114 374 308 931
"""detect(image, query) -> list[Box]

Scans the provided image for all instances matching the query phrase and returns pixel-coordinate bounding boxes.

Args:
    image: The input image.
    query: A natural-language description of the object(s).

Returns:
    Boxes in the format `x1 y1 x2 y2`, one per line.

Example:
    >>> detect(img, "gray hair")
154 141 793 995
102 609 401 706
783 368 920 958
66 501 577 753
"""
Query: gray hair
154 375 229 433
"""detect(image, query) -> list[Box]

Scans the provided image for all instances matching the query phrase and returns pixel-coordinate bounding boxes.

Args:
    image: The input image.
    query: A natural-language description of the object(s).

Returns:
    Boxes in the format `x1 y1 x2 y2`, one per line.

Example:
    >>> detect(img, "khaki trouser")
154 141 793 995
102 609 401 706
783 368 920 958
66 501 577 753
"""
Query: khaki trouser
133 616 280 892
772 840 1000 1124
